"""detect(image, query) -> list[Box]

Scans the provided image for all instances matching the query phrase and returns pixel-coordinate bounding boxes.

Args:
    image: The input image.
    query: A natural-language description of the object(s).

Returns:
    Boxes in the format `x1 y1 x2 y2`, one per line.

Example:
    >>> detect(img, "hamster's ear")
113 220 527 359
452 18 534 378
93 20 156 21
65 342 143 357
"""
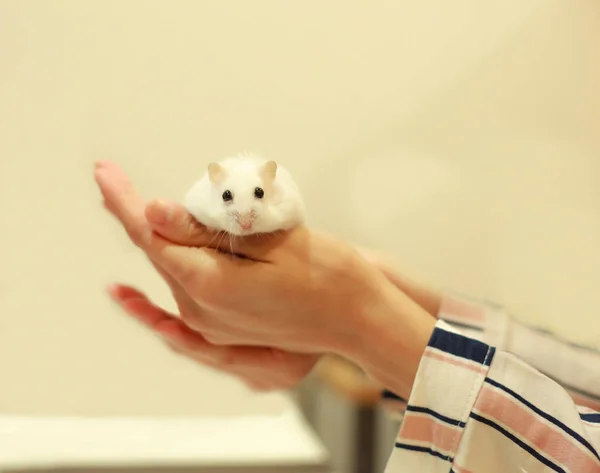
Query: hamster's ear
208 162 225 183
260 160 278 182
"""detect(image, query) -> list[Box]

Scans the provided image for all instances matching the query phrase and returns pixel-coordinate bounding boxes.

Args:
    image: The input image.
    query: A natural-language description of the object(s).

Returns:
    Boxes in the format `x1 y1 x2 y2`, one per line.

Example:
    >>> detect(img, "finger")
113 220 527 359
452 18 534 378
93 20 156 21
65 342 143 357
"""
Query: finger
163 339 218 366
242 379 270 391
162 341 284 392
95 163 175 282
144 237 242 305
109 284 183 331
161 315 296 368
110 284 267 363
147 257 199 319
145 199 215 247
167 328 287 368
103 194 200 320
103 199 116 216
94 161 151 248
108 283 206 344
107 284 146 303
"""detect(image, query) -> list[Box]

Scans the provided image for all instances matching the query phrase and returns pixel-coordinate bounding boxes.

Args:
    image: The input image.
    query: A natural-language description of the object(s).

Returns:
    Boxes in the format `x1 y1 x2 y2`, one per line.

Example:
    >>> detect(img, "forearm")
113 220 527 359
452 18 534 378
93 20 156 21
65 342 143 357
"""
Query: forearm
336 279 600 472
339 279 437 400
357 247 442 318
379 265 442 318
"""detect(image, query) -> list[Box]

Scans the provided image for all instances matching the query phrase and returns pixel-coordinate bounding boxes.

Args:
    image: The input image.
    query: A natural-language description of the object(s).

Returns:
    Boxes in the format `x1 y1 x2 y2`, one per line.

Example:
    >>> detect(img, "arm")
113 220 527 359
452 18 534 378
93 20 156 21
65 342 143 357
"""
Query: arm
348 287 600 473
95 164 599 472
379 290 600 420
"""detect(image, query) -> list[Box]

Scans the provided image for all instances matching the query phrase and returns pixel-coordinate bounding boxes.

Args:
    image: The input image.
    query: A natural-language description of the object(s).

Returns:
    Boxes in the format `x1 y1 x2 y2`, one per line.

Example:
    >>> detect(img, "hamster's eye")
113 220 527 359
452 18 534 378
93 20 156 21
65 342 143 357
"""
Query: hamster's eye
254 187 264 199
222 190 233 202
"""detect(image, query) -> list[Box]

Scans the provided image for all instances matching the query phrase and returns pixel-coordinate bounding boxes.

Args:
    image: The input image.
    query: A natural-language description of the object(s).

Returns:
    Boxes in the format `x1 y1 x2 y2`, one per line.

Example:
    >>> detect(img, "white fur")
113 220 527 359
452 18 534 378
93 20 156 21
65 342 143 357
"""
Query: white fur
183 153 305 235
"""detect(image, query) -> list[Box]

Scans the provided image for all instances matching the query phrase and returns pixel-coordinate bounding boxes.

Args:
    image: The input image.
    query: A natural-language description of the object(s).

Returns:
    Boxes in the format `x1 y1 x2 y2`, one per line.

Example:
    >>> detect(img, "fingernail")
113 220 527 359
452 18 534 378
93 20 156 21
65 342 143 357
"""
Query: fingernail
156 328 172 339
106 284 120 299
149 200 172 225
159 200 173 222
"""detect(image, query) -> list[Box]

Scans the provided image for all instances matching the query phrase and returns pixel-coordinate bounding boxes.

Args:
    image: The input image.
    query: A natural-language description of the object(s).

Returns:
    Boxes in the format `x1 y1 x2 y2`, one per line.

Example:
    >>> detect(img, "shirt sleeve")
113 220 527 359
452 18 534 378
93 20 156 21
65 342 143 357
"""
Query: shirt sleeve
383 319 600 473
379 291 600 419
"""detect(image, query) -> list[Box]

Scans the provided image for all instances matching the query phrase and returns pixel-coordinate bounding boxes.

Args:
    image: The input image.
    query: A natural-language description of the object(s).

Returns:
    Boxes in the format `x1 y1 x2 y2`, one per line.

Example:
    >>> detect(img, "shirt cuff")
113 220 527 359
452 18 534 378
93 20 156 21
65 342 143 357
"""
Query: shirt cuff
379 290 507 420
437 290 510 349
391 319 496 467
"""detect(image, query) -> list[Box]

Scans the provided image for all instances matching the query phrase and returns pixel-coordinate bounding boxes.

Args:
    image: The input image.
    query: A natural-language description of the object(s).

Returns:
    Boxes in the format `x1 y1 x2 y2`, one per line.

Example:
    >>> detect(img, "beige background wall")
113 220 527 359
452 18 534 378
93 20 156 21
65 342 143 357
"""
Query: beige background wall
1 0 599 416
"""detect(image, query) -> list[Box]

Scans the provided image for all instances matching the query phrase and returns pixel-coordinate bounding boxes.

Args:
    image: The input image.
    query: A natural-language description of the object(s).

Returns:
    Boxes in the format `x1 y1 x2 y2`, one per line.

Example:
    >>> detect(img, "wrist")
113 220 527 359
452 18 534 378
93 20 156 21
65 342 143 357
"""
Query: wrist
336 278 436 400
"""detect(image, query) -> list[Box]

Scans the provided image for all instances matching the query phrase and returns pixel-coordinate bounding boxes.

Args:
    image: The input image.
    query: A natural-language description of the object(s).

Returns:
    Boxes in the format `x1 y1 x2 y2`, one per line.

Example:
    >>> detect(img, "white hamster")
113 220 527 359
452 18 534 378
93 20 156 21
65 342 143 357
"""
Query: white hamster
183 153 305 236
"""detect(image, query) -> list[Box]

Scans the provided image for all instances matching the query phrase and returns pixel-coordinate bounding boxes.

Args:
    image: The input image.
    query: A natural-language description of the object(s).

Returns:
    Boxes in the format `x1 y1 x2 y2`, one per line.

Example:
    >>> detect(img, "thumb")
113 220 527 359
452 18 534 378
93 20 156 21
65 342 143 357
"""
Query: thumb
145 199 283 261
145 199 212 247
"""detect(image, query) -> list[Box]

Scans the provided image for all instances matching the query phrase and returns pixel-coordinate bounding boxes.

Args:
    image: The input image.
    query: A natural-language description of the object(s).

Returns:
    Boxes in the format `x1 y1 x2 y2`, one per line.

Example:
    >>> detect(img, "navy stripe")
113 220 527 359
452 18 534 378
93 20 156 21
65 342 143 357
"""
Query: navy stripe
440 318 484 332
470 412 566 473
381 389 407 402
394 443 453 462
581 413 600 423
485 377 600 462
428 326 495 366
405 405 466 428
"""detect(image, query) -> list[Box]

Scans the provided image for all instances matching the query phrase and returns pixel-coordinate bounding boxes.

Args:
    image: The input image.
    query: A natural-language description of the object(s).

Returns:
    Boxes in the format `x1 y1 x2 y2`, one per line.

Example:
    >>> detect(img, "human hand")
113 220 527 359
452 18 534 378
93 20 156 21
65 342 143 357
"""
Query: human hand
96 161 319 392
95 161 437 399
100 162 368 353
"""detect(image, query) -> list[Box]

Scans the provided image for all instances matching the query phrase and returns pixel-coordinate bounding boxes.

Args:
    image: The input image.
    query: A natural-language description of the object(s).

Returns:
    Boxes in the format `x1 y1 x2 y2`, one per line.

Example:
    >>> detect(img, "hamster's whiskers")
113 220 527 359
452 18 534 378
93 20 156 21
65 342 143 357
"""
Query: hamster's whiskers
206 230 223 248
216 230 229 252
228 222 237 255
259 229 282 242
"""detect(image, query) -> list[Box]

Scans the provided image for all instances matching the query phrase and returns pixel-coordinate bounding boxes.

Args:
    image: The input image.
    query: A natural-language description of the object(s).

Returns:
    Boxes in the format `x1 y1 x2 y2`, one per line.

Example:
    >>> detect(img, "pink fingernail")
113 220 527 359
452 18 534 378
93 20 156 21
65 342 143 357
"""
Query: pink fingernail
150 200 172 224
106 284 119 298
160 201 173 223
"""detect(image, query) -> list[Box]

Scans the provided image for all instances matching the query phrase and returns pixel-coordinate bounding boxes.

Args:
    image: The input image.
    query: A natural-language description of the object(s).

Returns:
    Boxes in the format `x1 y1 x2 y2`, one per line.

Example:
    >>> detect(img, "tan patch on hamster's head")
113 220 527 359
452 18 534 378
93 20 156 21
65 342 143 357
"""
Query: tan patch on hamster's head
260 160 277 183
208 162 225 183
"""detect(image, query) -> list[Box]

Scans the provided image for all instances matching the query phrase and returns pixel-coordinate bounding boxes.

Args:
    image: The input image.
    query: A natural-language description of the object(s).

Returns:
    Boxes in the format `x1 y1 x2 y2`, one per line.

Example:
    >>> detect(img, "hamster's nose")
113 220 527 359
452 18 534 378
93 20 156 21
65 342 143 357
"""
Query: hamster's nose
235 211 256 231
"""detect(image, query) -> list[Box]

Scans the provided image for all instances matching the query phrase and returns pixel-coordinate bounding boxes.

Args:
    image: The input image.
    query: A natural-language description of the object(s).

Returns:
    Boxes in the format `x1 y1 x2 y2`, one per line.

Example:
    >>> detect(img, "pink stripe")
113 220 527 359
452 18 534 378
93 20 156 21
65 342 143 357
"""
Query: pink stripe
578 406 600 415
569 391 600 411
475 385 600 472
451 464 474 473
440 294 485 322
399 413 462 455
423 349 487 375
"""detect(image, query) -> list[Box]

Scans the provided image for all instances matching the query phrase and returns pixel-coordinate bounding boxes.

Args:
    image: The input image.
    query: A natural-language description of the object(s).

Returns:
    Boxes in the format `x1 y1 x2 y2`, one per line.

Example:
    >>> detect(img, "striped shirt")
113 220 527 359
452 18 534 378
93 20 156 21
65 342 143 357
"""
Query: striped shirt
382 291 600 472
